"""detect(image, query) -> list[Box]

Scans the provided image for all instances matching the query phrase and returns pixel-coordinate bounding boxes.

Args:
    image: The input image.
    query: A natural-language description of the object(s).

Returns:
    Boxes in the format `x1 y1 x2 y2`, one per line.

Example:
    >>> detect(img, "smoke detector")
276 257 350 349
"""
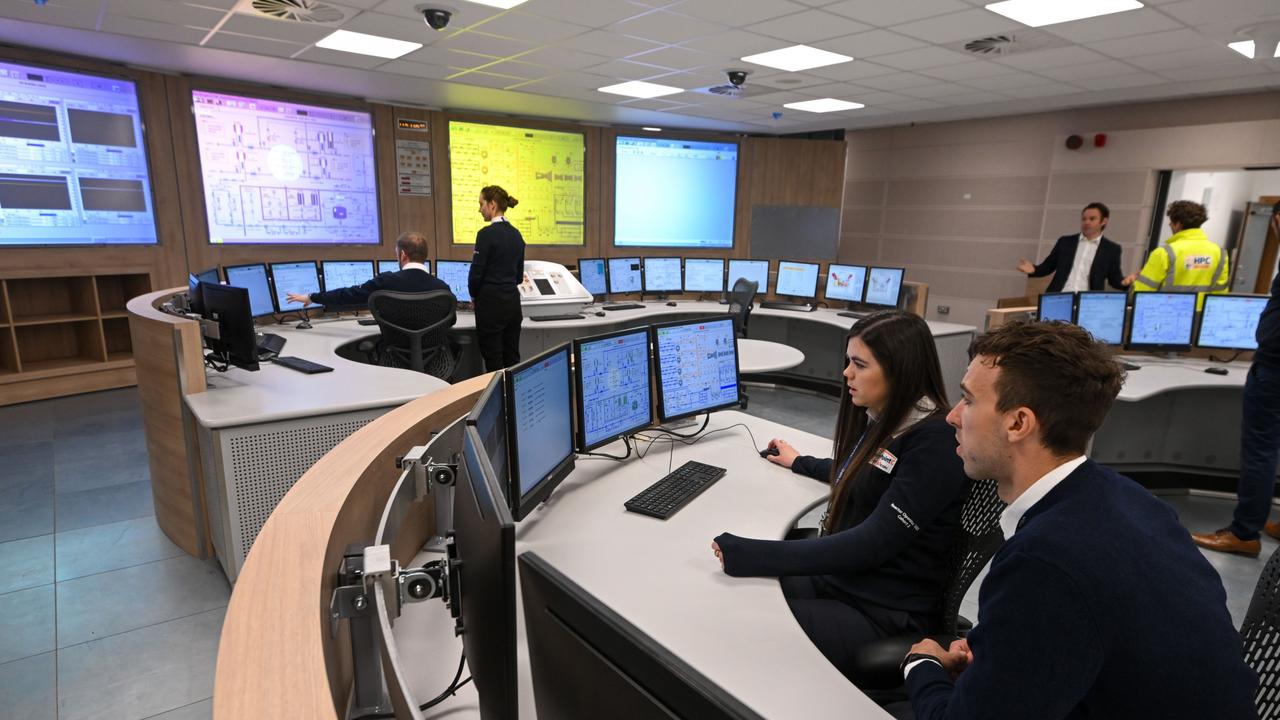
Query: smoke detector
247 0 348 24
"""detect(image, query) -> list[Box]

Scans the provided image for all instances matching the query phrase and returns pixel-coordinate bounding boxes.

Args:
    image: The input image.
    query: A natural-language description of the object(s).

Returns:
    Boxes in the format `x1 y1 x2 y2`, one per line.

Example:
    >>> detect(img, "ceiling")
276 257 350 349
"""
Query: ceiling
0 0 1277 134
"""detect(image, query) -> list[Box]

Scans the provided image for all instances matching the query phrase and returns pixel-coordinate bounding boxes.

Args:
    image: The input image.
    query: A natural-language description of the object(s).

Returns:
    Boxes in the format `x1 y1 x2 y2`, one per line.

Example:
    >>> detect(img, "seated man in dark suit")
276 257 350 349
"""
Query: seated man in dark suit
900 321 1256 719
1016 202 1130 292
284 231 450 309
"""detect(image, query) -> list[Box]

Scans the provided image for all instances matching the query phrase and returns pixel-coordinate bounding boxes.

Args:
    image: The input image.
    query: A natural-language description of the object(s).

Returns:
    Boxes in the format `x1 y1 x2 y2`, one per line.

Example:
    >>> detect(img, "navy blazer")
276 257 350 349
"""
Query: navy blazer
1028 235 1126 292
906 460 1257 720
309 268 451 309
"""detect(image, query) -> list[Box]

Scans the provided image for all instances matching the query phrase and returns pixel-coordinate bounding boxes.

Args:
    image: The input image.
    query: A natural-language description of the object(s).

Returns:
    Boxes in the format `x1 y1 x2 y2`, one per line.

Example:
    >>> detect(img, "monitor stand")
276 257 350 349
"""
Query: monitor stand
296 307 313 329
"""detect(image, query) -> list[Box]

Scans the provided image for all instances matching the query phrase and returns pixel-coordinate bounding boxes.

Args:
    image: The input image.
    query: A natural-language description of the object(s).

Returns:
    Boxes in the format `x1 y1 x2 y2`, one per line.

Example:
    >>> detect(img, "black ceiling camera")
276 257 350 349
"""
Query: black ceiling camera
421 7 452 30
726 70 749 87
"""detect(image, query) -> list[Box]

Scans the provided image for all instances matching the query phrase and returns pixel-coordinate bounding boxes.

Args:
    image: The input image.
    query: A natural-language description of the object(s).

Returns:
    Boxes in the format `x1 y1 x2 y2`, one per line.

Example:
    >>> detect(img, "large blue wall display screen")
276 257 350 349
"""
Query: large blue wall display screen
192 90 379 245
0 61 158 246
614 136 737 248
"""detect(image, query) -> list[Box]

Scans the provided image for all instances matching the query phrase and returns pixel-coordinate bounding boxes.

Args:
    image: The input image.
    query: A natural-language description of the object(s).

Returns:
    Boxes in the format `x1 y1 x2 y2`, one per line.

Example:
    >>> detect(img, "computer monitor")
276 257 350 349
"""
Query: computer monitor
436 260 472 303
824 264 867 304
222 263 276 318
727 259 769 294
1127 291 1197 352
1037 292 1075 323
774 261 820 299
378 260 399 274
1075 292 1127 345
643 257 682 295
1196 294 1267 351
651 316 740 423
200 282 259 371
607 257 642 294
187 267 220 316
684 258 726 294
466 371 510 500
194 267 220 285
577 257 607 297
268 261 323 312
864 267 905 308
505 344 576 521
573 328 653 452
321 260 375 291
454 425 518 720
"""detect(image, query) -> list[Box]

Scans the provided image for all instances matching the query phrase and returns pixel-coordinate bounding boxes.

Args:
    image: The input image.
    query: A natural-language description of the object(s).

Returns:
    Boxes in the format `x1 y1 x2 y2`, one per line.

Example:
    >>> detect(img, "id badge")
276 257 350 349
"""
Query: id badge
870 448 898 474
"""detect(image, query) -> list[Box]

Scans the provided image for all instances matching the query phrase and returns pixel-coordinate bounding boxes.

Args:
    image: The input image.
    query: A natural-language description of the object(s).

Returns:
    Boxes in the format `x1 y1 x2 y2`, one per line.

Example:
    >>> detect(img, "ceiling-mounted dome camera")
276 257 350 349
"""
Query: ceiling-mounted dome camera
419 6 452 30
726 70 750 87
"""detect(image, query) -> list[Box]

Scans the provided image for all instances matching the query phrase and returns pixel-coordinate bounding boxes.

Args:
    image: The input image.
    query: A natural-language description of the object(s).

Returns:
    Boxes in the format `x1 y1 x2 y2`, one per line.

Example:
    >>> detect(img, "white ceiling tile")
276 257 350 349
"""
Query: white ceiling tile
522 70 616 90
1156 60 1271 82
1036 59 1142 82
1042 8 1184 44
644 69 721 88
1083 28 1214 58
751 73 834 90
1158 0 1276 26
401 46 499 68
204 31 306 58
679 29 792 57
804 59 899 81
964 71 1050 90
477 60 553 80
879 98 944 112
560 30 663 56
616 97 689 110
476 11 592 43
918 60 1020 81
609 9 726 44
849 90 912 105
993 45 1109 71
335 0 382 7
1072 71 1170 90
449 70 525 89
999 83 1085 98
521 0 653 28
295 46 392 69
938 90 1014 105
101 15 211 44
670 0 809 25
439 31 538 57
370 0 504 28
586 58 677 80
187 0 238 9
517 46 610 71
0 1 100 30
109 0 226 27
890 8 1022 44
822 0 970 27
627 45 716 70
871 46 976 70
897 82 980 99
221 12 335 43
747 9 870 43
855 72 941 90
812 29 928 58
741 88 826 105
340 11 438 43
377 59 457 79
1127 43 1246 70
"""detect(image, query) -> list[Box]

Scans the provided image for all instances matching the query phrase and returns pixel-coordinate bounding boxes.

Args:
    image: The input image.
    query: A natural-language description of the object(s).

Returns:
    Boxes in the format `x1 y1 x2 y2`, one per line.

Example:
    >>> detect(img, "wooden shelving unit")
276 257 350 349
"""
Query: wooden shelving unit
0 271 153 405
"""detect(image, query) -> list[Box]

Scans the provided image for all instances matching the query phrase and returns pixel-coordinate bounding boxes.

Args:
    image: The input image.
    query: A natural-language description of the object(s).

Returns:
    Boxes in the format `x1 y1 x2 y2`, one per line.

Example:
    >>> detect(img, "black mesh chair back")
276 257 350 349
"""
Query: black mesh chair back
1242 547 1280 717
727 278 758 338
940 477 1006 636
368 290 458 380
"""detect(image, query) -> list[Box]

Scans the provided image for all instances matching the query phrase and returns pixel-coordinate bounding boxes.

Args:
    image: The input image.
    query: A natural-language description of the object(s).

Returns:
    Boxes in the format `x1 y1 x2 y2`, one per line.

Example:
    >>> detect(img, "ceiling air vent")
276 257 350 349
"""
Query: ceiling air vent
692 83 773 100
963 35 1016 56
249 0 347 24
949 29 1068 57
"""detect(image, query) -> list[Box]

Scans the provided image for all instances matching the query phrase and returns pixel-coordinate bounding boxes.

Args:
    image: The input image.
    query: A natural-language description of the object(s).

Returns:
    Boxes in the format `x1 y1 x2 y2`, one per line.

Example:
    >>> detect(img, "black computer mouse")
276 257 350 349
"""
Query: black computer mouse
665 301 677 307
1204 366 1229 375
595 311 606 317
759 447 780 458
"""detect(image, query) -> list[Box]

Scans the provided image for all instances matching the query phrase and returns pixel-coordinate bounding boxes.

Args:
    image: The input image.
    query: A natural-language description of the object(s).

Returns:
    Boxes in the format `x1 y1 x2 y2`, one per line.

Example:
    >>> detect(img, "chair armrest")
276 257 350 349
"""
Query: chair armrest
848 634 955 690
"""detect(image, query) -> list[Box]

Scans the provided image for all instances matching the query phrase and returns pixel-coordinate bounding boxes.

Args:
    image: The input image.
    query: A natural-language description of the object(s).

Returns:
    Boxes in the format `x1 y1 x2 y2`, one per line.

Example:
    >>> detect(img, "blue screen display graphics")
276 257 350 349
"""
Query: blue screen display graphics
608 257 642 294
1129 292 1196 346
224 264 276 317
1075 293 1126 345
825 264 866 302
270 261 322 310
775 261 819 298
1038 293 1074 323
654 317 739 420
865 267 903 307
643 257 682 292
684 258 725 293
436 260 472 302
322 260 374 290
1198 295 1266 350
510 347 573 498
727 260 768 293
578 258 606 296
614 136 737 249
378 260 398 274
578 330 652 448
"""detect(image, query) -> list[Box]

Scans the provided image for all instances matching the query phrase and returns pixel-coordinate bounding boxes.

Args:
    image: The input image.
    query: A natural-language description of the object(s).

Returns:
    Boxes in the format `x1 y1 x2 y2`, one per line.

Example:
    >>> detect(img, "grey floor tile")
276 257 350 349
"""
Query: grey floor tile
0 440 54 485
143 698 212 720
57 608 225 720
55 479 154 533
0 534 54 594
56 516 183 582
0 651 57 720
0 402 54 447
56 555 229 648
56 408 146 444
0 475 54 543
54 430 151 496
0 584 55 664
48 387 140 421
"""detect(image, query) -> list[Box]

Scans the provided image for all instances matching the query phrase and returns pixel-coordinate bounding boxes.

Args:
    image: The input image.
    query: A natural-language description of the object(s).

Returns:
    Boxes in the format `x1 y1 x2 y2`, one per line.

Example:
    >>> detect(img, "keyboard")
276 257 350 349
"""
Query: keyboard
529 313 584 322
624 460 726 520
759 301 815 312
357 318 378 326
837 311 869 320
273 356 333 374
602 303 644 312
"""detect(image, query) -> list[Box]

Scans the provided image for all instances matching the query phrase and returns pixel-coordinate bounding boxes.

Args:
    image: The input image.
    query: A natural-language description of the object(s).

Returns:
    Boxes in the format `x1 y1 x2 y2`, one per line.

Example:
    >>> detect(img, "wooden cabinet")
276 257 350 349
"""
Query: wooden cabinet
0 271 151 405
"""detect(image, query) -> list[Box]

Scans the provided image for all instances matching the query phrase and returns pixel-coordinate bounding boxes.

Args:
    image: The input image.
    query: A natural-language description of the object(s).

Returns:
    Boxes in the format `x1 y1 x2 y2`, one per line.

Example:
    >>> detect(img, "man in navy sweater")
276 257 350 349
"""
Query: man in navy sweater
285 231 450 309
901 322 1256 719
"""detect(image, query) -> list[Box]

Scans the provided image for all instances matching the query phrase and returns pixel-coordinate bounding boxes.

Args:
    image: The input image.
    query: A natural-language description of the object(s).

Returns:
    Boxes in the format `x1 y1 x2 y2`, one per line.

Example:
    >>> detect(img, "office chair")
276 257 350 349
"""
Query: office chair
727 278 758 339
1241 547 1280 718
361 290 459 381
846 477 1006 690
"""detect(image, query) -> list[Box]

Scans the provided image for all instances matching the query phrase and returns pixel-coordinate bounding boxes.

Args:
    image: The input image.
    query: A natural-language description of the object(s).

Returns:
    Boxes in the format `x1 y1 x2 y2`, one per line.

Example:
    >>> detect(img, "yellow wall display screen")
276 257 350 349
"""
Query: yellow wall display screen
449 121 585 245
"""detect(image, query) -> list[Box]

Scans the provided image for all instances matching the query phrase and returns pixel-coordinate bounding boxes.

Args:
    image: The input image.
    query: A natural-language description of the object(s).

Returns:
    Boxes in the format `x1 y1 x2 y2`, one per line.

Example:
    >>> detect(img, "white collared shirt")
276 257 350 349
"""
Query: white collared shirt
998 455 1087 539
1063 234 1101 292
402 262 429 273
490 215 507 224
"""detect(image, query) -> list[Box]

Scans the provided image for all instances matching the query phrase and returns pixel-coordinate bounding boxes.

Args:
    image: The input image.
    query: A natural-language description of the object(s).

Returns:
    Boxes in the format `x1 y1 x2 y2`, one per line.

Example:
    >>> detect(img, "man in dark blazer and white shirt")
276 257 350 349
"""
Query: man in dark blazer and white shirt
899 322 1256 720
1017 202 1131 292
285 231 451 309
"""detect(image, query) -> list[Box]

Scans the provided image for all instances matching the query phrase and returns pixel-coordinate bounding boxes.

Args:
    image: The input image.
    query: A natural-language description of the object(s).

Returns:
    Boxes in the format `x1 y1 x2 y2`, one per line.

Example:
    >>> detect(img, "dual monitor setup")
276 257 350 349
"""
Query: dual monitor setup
1038 291 1266 353
577 257 906 313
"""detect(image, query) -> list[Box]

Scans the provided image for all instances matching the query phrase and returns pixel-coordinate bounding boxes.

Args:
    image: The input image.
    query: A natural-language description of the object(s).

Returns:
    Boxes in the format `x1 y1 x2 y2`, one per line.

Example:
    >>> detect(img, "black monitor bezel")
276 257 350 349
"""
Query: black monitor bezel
435 259 473 302
504 343 577 522
1195 292 1268 351
1074 291 1128 346
642 256 684 293
572 327 655 453
221 262 277 318
320 260 375 292
607 257 643 295
1037 291 1076 323
773 259 821 300
683 257 726 293
576 256 609 297
267 259 323 313
649 315 741 423
823 263 868 304
1125 291 1198 352
864 266 906 308
465 371 510 505
199 281 260 371
726 259 770 294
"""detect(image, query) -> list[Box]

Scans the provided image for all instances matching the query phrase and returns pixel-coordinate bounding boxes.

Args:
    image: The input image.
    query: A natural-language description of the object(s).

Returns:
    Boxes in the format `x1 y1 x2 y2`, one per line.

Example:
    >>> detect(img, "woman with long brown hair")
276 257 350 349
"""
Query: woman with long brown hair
712 310 969 680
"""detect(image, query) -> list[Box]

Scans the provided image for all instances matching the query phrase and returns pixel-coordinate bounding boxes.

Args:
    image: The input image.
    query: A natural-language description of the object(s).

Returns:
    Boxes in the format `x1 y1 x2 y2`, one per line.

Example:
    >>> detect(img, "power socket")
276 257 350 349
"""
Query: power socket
937 305 951 315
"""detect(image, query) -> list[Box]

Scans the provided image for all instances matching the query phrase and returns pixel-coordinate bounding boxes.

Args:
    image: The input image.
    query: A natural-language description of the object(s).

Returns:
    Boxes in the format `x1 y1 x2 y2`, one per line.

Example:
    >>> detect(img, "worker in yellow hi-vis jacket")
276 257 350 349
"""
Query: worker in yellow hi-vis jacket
1127 199 1229 310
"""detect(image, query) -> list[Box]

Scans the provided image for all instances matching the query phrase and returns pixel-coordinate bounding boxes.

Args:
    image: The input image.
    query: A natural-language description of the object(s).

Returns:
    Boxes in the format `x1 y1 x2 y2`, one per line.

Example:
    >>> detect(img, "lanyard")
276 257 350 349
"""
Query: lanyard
818 421 874 536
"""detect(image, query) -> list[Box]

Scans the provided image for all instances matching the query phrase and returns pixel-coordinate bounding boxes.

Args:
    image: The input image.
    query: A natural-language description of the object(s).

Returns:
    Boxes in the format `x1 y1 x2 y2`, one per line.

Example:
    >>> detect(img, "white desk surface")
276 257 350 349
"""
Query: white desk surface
1115 354 1247 401
514 410 890 719
738 338 805 373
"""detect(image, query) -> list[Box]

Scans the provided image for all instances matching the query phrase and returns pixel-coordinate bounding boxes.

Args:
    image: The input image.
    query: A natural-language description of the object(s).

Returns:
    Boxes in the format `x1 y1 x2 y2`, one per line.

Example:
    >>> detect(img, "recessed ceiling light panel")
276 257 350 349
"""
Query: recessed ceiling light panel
597 81 683 99
315 29 422 59
984 0 1143 28
740 45 852 72
783 98 865 113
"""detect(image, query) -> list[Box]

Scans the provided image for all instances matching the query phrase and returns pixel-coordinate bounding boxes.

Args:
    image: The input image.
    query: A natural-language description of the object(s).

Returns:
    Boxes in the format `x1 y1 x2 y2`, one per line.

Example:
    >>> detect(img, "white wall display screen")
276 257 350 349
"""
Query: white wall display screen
614 136 737 248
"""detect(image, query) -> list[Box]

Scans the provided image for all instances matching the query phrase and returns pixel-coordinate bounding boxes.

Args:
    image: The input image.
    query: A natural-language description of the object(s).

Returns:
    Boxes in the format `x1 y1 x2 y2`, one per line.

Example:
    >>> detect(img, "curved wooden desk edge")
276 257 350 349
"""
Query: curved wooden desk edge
127 288 209 557
214 373 493 720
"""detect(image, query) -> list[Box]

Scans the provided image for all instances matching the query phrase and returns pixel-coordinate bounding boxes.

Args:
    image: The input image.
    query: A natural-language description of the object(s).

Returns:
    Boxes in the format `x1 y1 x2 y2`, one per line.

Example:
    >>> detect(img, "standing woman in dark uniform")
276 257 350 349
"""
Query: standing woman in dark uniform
469 185 525 371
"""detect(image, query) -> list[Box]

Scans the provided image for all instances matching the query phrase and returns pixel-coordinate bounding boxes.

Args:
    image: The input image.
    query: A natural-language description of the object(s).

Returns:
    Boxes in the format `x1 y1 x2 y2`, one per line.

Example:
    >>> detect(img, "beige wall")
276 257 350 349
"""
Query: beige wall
841 91 1280 327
